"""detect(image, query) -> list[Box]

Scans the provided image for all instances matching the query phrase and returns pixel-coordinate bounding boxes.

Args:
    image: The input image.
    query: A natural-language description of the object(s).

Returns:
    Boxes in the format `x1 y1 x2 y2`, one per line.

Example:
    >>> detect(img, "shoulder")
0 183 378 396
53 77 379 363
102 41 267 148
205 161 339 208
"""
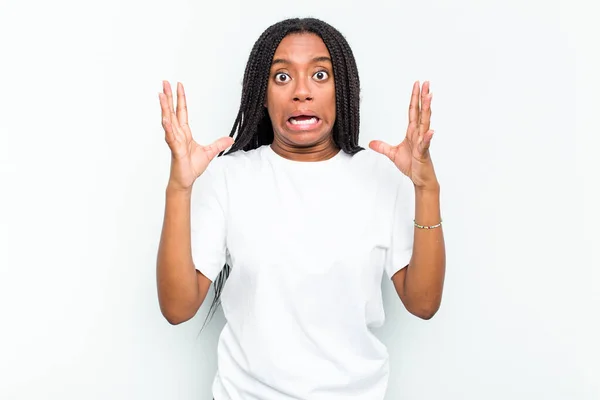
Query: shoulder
204 146 266 176
348 147 407 187
193 146 263 195
347 147 415 211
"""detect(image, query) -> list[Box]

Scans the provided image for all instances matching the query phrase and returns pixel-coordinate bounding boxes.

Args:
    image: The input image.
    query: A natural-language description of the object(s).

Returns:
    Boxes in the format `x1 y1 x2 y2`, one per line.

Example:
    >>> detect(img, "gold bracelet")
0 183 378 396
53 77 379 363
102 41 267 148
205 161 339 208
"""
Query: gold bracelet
414 219 443 229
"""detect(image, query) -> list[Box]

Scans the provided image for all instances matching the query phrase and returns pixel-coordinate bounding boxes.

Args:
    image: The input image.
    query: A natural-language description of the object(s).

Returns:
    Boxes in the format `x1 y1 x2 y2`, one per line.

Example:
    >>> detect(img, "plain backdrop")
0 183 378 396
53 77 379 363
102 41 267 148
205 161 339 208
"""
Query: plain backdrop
0 0 598 399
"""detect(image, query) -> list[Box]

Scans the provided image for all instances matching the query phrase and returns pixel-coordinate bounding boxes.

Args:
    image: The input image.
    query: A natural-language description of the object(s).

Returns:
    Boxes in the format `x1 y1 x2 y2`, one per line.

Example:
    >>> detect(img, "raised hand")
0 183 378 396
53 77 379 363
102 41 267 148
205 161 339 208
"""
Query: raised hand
159 81 234 191
369 81 438 190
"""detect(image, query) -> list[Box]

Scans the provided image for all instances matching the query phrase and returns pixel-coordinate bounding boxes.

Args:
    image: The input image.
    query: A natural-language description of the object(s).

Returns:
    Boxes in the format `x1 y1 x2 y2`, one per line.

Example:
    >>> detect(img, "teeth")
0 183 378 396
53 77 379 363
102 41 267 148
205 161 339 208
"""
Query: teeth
290 117 317 125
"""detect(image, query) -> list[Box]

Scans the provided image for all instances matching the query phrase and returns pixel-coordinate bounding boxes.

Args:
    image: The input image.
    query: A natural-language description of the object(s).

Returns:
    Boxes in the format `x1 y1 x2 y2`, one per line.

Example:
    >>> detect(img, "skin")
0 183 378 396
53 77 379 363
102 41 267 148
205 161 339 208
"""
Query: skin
369 80 446 319
266 33 339 162
156 32 445 324
156 80 233 324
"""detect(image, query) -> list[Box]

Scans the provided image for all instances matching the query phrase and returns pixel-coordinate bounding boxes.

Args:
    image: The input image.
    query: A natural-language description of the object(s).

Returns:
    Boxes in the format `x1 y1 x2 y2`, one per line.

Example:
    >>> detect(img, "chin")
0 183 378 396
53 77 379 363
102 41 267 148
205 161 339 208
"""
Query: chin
284 135 326 148
278 127 332 147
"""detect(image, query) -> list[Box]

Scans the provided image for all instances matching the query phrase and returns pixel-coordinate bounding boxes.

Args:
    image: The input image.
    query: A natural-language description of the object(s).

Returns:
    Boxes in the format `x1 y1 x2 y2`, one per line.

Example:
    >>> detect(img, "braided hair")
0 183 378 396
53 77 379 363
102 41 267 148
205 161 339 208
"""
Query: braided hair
203 17 364 328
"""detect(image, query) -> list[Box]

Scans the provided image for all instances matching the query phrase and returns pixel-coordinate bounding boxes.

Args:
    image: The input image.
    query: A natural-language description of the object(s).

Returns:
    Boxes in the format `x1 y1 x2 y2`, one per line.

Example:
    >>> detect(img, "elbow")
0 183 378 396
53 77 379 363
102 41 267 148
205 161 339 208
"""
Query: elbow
157 282 203 325
159 300 197 325
162 308 194 325
164 313 189 325
413 307 438 320
408 300 441 320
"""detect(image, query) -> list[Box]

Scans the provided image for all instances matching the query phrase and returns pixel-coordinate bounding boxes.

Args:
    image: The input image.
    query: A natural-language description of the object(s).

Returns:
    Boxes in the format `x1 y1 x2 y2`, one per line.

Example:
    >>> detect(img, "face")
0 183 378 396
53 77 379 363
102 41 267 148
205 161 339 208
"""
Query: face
265 33 336 152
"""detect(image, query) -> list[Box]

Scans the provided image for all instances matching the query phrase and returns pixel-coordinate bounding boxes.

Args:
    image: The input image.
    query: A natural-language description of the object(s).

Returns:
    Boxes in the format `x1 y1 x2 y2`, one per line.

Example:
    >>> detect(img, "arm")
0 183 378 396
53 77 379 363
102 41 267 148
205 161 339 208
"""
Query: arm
392 184 446 319
156 185 212 325
369 80 446 320
156 80 233 325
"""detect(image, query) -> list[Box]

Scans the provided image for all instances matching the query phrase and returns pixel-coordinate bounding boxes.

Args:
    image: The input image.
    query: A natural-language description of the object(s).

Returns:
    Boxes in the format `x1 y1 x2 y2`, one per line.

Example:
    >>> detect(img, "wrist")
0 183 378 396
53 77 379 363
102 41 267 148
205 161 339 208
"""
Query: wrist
414 181 440 194
166 182 193 197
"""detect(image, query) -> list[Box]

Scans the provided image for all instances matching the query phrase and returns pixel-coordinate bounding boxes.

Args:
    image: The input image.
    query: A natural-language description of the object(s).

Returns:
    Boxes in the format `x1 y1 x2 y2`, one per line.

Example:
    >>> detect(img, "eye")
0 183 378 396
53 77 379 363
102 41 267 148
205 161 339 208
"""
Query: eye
274 72 291 83
313 70 329 81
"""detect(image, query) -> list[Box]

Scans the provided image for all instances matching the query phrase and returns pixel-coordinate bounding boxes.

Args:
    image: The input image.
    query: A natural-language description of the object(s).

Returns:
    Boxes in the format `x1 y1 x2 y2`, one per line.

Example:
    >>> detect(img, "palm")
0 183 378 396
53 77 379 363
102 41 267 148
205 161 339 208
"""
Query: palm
390 139 412 177
159 81 234 189
189 141 215 178
369 81 435 187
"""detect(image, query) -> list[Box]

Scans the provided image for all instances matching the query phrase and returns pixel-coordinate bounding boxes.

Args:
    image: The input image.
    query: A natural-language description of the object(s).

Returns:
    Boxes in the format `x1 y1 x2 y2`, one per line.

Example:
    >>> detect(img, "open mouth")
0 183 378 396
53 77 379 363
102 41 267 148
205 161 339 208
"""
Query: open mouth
287 115 321 130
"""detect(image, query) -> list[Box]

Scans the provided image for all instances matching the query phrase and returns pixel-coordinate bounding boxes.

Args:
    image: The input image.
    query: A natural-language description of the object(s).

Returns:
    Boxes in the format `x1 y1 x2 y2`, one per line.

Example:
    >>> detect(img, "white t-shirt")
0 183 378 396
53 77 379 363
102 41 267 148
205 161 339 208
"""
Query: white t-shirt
190 144 415 400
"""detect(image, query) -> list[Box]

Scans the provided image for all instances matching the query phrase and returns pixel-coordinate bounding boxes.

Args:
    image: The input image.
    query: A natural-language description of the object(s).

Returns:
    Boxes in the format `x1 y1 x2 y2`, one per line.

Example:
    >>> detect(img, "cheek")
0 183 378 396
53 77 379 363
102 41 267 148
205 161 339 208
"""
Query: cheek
266 88 286 120
327 89 336 121
265 106 279 129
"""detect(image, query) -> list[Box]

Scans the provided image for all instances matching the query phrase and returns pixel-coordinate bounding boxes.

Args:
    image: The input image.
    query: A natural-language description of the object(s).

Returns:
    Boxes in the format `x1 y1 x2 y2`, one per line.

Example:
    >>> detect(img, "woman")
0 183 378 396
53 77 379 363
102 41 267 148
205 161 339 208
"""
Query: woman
157 17 445 400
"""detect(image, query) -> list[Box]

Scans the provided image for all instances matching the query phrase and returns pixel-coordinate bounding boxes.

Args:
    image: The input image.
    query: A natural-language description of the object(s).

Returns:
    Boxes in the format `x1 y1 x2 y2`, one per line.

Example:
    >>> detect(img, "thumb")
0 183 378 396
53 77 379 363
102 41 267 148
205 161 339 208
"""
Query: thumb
204 136 235 161
369 140 395 160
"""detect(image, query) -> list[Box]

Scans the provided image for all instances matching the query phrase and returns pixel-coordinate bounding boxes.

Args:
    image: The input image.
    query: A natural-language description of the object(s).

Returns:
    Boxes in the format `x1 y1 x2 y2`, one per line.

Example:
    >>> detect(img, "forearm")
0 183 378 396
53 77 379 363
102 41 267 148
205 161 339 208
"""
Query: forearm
404 184 446 317
156 186 200 323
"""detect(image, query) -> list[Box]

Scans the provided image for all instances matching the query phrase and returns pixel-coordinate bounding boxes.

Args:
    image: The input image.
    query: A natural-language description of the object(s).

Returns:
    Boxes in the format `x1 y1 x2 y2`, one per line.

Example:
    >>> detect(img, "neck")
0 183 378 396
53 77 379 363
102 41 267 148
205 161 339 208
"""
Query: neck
270 137 339 162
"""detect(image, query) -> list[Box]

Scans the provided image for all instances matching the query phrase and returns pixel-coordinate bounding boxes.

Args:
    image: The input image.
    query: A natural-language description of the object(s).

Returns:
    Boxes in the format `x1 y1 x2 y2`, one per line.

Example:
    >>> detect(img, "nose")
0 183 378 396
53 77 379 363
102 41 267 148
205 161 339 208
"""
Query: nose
293 77 313 102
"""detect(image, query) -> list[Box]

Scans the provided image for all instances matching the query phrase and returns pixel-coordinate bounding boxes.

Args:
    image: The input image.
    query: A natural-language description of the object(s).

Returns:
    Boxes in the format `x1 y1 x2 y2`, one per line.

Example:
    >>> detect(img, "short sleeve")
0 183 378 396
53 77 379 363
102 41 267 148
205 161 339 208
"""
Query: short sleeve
384 175 415 279
190 162 227 282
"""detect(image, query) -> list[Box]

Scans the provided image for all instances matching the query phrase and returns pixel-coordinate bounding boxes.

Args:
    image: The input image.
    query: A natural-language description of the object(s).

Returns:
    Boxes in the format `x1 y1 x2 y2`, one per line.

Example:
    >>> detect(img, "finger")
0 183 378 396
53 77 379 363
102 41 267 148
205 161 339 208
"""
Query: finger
419 129 434 153
419 81 432 136
163 80 183 132
408 81 420 128
176 82 191 138
368 140 397 161
159 93 177 144
203 137 235 161
163 81 175 114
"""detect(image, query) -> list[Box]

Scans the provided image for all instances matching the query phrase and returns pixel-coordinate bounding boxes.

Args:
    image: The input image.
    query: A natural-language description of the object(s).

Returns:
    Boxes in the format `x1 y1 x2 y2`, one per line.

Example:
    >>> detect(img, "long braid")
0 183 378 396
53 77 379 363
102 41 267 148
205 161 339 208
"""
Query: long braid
202 18 364 328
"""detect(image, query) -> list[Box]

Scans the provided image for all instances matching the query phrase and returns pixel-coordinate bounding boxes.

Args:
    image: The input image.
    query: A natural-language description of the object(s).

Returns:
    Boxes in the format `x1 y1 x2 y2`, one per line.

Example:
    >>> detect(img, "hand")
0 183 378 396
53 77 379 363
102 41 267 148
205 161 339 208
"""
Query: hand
159 81 234 191
369 81 438 190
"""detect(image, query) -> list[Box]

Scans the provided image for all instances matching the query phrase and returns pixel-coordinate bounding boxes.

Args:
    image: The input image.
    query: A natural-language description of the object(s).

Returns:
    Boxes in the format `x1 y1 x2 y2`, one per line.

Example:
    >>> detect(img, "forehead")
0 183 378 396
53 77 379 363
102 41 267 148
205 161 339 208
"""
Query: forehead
272 33 331 64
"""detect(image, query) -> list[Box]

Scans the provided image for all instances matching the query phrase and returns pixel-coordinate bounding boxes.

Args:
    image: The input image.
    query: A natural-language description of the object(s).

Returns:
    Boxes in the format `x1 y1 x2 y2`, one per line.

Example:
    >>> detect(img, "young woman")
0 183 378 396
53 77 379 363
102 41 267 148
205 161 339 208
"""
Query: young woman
157 17 445 400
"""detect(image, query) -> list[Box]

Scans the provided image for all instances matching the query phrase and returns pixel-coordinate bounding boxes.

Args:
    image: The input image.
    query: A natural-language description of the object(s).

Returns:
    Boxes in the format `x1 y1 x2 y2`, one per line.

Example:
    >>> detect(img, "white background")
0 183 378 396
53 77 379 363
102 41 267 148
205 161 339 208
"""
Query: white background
0 0 597 399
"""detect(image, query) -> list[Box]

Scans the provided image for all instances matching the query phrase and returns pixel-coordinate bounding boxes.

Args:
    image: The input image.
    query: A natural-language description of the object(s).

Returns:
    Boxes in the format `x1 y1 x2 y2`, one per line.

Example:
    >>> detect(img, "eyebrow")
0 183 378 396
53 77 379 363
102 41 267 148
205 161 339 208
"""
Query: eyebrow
271 56 332 66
